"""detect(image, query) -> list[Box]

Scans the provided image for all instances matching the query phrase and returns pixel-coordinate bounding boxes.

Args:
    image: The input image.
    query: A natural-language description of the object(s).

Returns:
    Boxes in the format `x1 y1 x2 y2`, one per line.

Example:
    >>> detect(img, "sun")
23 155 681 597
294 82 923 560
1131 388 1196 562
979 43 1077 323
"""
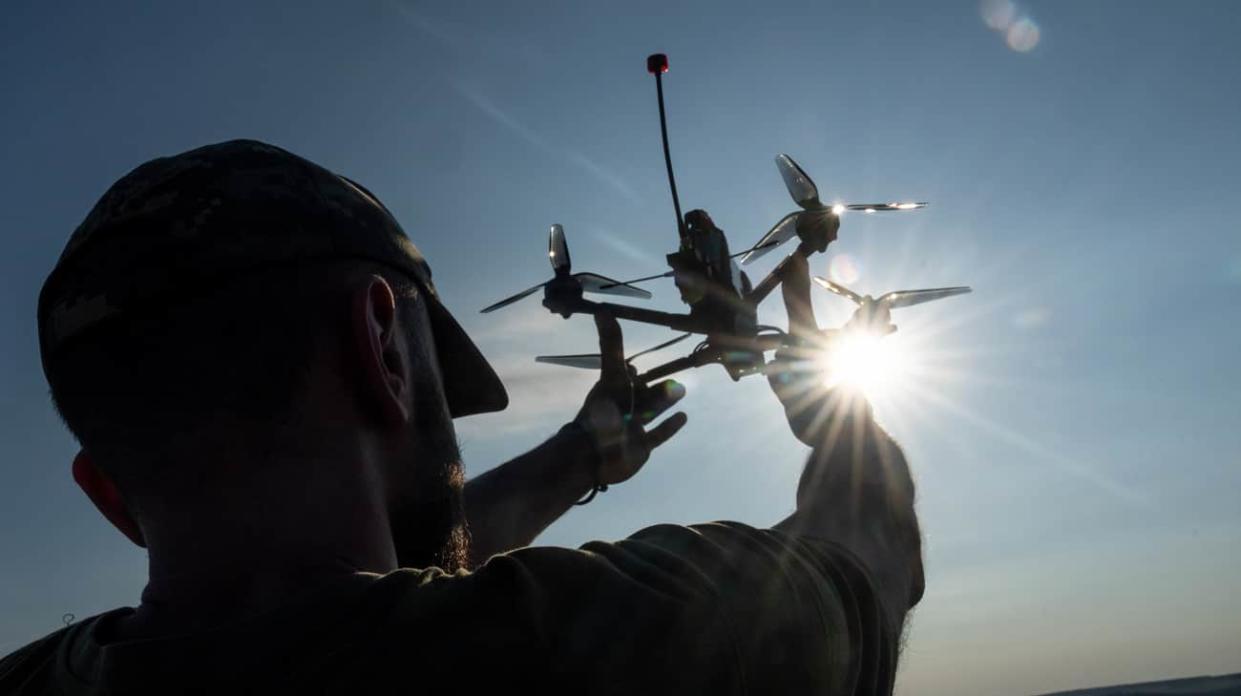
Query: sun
819 330 911 402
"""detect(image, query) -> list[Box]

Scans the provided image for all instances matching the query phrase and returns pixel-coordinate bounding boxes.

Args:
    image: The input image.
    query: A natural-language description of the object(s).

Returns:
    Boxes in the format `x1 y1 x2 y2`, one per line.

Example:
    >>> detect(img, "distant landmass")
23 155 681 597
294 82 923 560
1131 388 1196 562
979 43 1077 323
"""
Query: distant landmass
1039 673 1241 695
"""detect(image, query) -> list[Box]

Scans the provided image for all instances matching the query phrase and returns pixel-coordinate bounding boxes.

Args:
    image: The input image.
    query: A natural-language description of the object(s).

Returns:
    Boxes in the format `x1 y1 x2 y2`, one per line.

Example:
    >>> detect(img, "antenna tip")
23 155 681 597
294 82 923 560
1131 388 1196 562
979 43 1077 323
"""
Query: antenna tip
647 53 669 74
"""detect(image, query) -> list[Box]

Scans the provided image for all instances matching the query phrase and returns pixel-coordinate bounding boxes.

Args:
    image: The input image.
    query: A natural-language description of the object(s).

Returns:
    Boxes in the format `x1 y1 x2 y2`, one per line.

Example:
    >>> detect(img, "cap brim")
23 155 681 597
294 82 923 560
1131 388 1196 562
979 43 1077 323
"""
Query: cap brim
424 295 509 418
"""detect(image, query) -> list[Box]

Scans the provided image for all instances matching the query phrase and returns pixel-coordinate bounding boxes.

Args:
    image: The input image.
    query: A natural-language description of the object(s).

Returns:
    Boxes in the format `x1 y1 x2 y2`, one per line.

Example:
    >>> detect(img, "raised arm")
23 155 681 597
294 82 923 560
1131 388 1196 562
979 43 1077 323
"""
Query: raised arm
767 253 925 634
442 265 917 692
463 313 687 565
462 423 598 566
772 401 924 634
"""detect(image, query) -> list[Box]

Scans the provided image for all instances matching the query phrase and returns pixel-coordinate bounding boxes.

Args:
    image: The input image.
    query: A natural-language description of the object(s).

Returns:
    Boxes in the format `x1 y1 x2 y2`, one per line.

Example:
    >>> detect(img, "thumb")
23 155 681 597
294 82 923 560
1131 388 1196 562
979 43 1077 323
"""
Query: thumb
782 254 818 338
595 312 627 385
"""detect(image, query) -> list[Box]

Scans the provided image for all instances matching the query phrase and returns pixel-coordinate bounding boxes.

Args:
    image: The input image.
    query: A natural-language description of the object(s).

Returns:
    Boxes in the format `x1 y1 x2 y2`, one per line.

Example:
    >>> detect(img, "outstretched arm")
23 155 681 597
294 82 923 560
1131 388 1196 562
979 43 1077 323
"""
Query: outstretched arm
767 253 924 634
462 424 594 566
464 313 687 566
772 404 924 633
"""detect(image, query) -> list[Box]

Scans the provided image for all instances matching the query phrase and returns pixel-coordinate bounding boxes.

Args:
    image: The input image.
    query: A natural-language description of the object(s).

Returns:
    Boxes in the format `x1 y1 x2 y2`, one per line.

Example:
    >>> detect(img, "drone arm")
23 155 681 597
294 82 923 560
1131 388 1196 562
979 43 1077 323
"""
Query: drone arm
636 350 716 383
745 240 816 307
564 298 703 333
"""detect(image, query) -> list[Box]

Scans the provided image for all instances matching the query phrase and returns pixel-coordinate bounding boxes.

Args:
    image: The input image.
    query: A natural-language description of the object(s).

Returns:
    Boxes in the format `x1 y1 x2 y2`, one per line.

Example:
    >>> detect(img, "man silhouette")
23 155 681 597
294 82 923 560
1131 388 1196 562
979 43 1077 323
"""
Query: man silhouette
0 140 922 694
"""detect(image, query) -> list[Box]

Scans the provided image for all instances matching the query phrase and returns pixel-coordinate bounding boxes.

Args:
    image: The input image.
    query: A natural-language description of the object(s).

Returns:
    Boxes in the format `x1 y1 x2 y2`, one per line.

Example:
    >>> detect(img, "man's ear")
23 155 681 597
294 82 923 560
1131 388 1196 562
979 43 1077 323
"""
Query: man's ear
351 275 412 426
71 450 146 548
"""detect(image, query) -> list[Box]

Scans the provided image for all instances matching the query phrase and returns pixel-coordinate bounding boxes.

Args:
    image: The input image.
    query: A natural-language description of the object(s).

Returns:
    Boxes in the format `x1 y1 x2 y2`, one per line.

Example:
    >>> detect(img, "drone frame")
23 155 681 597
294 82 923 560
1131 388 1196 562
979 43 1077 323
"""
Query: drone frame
482 53 945 385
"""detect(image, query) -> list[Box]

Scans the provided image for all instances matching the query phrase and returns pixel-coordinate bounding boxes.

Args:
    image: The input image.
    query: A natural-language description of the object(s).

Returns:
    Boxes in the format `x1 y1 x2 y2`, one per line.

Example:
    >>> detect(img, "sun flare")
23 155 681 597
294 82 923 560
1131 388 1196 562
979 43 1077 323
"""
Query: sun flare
820 331 911 401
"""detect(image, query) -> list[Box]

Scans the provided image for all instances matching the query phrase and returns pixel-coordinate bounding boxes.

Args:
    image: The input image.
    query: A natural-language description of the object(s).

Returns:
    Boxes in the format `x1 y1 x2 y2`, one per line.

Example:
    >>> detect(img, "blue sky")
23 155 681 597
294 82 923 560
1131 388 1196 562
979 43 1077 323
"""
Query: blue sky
1 1 1238 693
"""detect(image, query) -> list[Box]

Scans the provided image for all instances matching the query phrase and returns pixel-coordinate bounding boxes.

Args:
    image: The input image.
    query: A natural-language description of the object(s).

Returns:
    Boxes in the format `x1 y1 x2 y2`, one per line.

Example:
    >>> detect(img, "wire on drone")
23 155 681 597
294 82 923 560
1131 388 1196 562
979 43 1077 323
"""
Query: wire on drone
648 54 686 241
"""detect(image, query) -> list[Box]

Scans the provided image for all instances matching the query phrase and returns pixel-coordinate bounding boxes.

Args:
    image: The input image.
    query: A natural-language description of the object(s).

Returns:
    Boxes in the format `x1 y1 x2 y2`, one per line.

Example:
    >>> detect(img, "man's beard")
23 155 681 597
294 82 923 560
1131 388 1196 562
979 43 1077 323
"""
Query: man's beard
389 391 471 573
390 458 469 572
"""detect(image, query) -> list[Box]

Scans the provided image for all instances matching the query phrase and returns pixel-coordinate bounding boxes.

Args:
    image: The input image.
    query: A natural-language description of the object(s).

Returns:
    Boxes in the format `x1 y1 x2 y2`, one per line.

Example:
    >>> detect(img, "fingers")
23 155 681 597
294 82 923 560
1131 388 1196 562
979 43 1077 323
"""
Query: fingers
634 379 686 424
766 349 813 403
782 253 818 338
645 411 688 451
594 312 627 384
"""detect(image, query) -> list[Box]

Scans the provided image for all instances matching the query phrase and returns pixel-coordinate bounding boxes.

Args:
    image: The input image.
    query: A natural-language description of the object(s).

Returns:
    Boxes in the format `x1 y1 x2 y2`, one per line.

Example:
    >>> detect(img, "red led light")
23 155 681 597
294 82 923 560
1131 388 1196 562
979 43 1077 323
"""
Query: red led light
647 53 669 74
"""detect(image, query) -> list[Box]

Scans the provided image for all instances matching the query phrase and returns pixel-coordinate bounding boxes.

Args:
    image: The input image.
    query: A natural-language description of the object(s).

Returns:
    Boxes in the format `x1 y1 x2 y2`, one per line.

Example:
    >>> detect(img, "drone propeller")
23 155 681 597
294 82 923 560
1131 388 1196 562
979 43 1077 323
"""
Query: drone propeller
480 283 545 313
536 332 693 370
878 286 972 308
549 222 571 274
533 353 606 369
813 276 971 308
740 154 927 265
481 225 654 313
813 277 864 304
842 202 928 213
776 153 822 210
738 212 800 266
598 269 674 290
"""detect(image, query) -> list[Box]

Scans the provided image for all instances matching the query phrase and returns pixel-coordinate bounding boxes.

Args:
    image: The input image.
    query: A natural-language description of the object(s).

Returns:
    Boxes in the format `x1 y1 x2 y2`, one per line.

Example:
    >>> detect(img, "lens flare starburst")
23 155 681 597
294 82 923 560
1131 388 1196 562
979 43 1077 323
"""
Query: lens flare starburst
820 330 912 402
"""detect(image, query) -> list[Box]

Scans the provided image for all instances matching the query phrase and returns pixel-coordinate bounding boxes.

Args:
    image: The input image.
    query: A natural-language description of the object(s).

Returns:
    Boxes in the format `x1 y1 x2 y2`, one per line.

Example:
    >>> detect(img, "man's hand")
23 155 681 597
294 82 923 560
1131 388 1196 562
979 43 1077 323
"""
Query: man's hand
766 253 868 447
462 314 686 565
575 313 688 486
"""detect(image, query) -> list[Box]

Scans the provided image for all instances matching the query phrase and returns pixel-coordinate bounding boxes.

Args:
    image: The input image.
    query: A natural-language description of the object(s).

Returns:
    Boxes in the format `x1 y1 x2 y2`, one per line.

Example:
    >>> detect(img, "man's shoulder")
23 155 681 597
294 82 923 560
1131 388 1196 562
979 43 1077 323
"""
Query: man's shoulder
0 624 75 694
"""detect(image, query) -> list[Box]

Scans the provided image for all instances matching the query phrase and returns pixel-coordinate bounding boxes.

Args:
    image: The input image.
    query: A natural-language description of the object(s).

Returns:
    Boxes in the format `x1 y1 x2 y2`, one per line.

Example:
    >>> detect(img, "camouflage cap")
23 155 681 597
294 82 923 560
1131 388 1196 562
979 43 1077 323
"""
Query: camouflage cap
38 139 508 418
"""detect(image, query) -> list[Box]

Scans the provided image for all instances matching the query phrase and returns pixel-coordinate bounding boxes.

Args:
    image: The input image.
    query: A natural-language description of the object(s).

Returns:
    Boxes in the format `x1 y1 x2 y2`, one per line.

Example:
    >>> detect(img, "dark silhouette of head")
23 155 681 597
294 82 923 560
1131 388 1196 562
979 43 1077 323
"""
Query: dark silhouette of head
38 141 507 594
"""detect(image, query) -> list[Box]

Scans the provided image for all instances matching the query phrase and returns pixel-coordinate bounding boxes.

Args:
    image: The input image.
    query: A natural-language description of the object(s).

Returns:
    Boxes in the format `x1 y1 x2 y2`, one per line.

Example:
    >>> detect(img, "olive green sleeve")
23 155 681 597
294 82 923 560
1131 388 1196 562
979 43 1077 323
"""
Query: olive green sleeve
372 522 896 694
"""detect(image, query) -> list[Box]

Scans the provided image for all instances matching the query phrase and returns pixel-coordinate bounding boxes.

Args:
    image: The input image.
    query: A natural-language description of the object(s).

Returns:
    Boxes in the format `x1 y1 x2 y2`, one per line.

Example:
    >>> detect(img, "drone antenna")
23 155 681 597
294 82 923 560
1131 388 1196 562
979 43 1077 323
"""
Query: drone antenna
648 53 686 241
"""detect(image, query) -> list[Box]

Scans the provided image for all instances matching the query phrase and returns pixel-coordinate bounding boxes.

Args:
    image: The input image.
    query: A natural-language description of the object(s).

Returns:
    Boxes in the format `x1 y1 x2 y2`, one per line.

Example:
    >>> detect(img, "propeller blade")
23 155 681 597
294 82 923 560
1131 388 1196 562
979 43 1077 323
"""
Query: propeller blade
731 242 777 259
574 272 652 299
536 332 693 370
535 353 602 369
480 282 544 313
627 332 693 362
812 276 864 305
549 224 571 274
740 211 800 265
776 154 822 210
878 286 971 309
601 270 674 288
844 202 928 213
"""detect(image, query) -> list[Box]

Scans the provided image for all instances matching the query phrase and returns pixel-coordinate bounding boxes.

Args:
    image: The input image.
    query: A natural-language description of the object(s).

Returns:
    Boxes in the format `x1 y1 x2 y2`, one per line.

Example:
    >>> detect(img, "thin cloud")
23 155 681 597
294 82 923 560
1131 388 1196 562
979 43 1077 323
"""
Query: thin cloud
567 153 641 203
457 357 596 439
453 83 555 153
388 3 643 205
465 298 557 344
451 83 643 205
587 226 663 267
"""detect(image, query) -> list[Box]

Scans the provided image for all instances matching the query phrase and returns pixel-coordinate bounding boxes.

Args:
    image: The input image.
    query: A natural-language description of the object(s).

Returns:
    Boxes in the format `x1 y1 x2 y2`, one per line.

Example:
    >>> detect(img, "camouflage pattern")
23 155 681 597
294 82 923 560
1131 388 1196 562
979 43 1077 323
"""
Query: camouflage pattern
38 139 508 417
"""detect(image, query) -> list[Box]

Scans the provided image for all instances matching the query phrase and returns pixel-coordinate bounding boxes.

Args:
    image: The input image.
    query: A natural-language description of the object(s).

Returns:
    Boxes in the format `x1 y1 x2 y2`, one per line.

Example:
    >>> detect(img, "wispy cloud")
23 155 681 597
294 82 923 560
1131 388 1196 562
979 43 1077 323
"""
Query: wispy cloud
908 383 1151 507
452 83 555 153
464 301 559 345
451 82 642 205
587 226 661 267
566 153 641 203
386 3 641 205
456 355 596 440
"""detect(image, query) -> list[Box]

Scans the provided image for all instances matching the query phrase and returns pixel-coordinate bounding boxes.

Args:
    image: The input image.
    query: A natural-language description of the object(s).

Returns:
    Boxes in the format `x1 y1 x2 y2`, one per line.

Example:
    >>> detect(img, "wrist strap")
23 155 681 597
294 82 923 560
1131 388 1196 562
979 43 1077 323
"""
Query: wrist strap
573 482 608 506
561 421 608 506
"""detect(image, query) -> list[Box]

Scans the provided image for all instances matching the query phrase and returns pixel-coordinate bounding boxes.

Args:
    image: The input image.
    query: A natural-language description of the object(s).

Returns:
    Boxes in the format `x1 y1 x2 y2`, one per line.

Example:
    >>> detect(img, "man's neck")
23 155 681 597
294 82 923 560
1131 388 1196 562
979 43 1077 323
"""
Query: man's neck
115 459 399 641
113 560 376 641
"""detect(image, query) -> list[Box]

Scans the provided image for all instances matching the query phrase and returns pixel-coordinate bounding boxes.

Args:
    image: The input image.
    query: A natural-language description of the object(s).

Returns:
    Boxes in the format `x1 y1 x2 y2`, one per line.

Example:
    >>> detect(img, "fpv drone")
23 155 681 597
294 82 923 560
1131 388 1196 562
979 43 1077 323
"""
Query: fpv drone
482 53 970 384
